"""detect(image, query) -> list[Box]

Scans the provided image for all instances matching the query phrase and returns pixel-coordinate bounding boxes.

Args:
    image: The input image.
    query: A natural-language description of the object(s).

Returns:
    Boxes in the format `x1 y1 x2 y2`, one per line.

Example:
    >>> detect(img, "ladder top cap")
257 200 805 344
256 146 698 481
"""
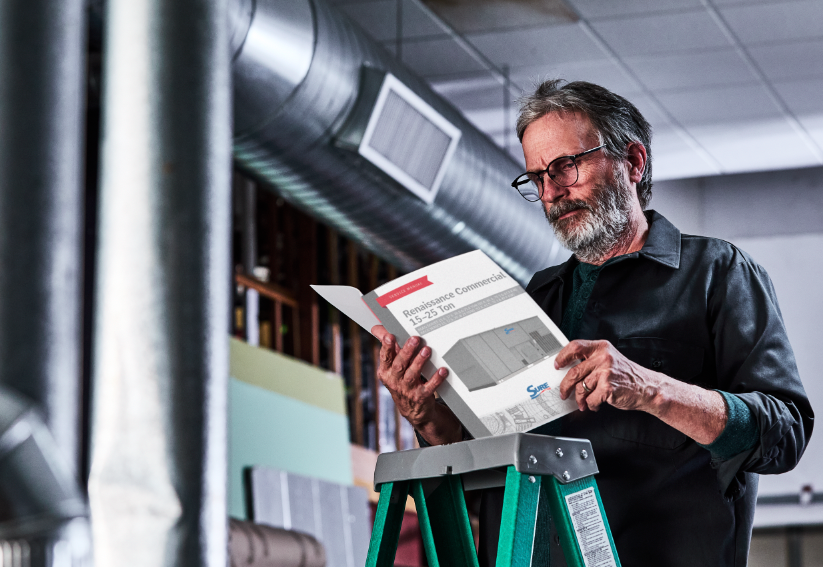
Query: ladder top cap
373 433 598 489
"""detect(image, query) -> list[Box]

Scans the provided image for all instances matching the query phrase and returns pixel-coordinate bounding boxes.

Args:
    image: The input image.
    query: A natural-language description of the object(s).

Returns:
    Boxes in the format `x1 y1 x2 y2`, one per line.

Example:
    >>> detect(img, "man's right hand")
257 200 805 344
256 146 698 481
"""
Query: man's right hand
372 325 463 445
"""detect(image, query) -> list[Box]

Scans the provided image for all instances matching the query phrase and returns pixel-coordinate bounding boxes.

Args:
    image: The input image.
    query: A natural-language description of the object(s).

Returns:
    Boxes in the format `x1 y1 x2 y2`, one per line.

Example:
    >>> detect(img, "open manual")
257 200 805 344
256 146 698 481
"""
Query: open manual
311 249 577 438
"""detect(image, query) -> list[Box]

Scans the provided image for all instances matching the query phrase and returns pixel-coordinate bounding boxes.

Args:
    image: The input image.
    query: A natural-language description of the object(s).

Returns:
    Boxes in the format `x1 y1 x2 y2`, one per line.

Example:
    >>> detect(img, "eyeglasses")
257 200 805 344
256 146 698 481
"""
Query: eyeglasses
511 144 606 202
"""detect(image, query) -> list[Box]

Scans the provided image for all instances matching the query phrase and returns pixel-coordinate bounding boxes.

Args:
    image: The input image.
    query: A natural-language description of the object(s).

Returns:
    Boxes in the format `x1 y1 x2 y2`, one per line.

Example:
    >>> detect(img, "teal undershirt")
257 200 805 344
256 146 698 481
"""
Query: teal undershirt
542 261 758 460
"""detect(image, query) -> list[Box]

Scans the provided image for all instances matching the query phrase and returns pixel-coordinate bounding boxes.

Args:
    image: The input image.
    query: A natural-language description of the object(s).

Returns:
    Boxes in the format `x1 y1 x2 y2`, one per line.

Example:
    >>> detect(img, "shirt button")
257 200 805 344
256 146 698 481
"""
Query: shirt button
652 360 662 369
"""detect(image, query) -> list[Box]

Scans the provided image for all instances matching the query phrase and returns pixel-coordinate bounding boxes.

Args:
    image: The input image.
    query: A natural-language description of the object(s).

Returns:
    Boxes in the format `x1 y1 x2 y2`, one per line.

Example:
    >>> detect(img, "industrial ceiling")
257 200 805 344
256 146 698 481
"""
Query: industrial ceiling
332 0 823 181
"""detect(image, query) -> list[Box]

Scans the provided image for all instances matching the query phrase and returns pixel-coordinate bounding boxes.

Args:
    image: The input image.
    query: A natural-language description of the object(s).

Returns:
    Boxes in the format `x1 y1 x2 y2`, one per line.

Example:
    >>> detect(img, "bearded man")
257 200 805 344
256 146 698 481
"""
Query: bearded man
373 80 813 566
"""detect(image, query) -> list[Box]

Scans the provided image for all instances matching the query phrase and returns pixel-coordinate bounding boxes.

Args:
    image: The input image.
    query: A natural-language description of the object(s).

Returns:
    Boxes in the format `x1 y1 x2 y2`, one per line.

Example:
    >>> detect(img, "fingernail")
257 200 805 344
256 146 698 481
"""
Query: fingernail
384 336 393 345
409 336 419 346
421 347 431 357
554 361 560 370
438 368 448 377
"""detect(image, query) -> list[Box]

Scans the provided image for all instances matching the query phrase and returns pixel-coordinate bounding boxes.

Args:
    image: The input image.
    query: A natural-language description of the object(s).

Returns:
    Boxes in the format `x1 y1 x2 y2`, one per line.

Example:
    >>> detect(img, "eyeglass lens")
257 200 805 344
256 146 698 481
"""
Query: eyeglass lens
514 156 578 201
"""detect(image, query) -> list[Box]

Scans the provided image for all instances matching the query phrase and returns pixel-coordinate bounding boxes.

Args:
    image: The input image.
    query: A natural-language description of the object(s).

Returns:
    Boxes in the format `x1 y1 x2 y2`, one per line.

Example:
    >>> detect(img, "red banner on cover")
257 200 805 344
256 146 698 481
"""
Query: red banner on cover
376 276 433 307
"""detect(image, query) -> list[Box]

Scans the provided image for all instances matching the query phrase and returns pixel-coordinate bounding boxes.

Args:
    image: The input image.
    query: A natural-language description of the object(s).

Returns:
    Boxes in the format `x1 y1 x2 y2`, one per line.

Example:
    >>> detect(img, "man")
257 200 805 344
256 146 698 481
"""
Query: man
373 80 813 566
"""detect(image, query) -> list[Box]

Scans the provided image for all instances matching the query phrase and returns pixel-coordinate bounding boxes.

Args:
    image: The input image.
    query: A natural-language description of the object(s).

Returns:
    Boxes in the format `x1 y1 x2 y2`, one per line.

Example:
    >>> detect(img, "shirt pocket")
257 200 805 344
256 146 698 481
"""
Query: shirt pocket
596 337 705 450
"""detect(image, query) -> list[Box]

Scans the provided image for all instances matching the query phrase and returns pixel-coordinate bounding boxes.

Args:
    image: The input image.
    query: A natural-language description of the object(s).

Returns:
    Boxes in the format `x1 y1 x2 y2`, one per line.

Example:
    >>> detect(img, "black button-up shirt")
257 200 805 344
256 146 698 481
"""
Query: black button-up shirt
523 211 813 567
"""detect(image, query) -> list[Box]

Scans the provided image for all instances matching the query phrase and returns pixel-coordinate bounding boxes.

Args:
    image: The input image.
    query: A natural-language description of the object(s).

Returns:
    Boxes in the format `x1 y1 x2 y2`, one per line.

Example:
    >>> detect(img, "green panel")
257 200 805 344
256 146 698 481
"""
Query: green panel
411 477 479 567
542 476 621 567
228 378 352 518
366 481 410 567
497 466 541 567
229 337 346 415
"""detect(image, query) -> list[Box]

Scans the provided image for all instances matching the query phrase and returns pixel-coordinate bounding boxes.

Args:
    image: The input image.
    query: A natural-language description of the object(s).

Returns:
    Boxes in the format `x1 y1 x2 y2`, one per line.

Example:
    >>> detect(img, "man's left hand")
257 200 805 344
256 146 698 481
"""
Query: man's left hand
556 339 661 412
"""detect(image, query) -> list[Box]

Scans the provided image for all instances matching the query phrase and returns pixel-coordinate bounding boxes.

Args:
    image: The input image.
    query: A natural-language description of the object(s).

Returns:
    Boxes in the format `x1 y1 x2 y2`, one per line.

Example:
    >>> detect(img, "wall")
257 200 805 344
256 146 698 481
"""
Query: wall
228 338 353 519
652 166 823 530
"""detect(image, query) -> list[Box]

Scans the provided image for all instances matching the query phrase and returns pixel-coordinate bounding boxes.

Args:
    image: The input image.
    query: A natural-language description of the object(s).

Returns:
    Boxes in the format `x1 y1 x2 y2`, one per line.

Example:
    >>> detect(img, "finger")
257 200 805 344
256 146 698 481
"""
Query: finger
558 358 595 399
390 336 421 376
378 334 397 374
404 344 432 382
421 367 450 397
554 339 597 370
371 325 388 341
584 374 609 411
574 378 595 411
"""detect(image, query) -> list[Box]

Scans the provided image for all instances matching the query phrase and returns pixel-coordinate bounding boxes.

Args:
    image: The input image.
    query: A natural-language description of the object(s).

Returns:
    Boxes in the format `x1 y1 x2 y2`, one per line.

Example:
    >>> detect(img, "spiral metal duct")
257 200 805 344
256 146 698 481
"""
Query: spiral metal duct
231 0 563 282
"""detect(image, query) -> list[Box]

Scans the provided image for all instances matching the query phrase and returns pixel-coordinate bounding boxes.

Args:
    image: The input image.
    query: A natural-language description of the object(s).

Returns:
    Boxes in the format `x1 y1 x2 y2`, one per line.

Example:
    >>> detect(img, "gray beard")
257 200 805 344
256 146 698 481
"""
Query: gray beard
545 167 635 264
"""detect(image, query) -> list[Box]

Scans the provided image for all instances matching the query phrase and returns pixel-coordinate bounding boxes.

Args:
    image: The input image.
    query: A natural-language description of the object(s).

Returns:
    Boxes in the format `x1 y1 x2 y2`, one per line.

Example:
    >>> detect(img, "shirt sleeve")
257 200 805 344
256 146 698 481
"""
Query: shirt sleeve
708 253 814 499
699 391 759 460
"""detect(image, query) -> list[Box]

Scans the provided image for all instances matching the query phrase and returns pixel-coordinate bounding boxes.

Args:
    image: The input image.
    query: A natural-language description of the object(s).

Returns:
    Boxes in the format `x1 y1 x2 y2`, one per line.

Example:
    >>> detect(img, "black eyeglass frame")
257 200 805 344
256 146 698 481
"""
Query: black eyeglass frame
511 144 606 202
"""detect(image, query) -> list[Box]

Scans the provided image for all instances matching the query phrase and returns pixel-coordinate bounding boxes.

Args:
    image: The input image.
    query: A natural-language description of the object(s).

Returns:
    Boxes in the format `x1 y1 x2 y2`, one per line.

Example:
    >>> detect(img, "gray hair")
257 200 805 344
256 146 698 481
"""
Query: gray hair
516 80 653 209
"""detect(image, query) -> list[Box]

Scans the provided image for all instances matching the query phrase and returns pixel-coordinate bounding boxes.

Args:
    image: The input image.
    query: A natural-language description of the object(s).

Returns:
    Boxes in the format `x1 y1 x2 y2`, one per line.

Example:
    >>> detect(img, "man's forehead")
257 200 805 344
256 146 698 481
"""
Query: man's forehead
522 111 599 164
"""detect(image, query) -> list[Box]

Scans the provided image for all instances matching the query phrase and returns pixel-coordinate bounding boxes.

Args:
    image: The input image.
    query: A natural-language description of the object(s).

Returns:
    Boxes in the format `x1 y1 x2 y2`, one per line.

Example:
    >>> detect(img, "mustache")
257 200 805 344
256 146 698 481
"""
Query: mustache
547 199 593 224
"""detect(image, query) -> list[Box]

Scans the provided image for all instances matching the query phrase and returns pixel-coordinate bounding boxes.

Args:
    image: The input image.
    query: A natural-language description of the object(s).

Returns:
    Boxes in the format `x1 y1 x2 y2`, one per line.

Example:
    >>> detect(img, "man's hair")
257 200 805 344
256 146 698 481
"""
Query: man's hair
516 80 653 209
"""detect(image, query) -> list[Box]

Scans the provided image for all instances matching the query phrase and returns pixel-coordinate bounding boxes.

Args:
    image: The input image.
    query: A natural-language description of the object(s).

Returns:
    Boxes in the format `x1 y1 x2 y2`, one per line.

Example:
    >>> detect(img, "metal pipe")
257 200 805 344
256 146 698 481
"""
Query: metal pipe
231 0 564 283
0 385 91 567
88 0 232 564
0 0 86 481
229 519 326 567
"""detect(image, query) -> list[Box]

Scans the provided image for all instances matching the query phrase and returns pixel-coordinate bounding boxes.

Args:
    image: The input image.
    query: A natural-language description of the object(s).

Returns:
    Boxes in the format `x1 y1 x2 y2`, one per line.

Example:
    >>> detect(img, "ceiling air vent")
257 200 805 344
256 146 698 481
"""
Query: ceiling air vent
337 71 462 204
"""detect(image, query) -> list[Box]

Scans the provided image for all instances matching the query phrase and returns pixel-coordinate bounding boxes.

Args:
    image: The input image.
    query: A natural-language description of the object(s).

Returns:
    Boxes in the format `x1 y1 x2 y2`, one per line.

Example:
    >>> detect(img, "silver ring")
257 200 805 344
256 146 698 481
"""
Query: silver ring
581 381 592 393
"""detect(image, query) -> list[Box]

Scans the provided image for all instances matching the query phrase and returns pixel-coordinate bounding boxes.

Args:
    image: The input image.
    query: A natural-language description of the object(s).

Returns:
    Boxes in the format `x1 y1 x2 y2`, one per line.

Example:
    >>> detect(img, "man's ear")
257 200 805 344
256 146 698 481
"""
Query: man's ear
626 142 647 185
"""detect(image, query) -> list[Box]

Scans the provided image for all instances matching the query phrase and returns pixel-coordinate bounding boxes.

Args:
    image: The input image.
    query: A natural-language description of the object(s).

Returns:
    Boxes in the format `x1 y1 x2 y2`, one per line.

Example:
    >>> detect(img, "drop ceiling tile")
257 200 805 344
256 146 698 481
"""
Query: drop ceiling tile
625 48 758 92
749 40 823 82
622 94 673 132
686 118 821 173
338 1 396 42
461 107 507 135
569 0 702 20
393 37 487 77
793 114 823 153
720 0 823 46
465 22 606 69
590 10 732 57
437 84 517 112
773 78 823 115
338 0 446 42
421 0 576 34
650 128 721 180
509 58 642 97
655 83 783 127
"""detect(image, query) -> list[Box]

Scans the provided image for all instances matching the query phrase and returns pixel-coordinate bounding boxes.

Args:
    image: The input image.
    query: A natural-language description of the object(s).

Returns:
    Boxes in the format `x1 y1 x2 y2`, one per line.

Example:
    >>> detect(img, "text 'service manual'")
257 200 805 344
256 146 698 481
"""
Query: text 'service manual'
313 250 577 438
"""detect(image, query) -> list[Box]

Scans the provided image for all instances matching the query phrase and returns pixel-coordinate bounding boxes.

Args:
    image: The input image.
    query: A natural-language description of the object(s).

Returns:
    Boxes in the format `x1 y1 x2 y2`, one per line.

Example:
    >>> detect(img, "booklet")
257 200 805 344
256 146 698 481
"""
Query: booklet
311 250 577 438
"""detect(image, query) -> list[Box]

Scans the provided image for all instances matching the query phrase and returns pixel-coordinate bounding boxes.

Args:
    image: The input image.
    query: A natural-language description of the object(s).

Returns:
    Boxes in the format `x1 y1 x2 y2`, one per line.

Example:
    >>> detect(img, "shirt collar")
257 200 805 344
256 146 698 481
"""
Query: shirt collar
637 210 681 269
528 209 682 292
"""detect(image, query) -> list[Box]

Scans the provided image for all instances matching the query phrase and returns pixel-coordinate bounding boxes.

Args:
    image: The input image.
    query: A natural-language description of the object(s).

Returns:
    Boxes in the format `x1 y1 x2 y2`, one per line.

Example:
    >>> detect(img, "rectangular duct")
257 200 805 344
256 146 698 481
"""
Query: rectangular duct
337 71 461 204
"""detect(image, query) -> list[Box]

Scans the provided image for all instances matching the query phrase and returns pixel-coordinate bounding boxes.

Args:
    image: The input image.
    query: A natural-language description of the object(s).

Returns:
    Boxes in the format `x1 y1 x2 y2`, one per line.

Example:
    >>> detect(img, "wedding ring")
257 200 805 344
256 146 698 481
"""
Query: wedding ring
581 381 592 393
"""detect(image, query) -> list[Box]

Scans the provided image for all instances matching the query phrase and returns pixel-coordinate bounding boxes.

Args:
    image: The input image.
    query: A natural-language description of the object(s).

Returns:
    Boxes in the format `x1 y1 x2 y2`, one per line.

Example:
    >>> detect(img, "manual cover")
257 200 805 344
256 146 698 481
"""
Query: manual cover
312 250 576 438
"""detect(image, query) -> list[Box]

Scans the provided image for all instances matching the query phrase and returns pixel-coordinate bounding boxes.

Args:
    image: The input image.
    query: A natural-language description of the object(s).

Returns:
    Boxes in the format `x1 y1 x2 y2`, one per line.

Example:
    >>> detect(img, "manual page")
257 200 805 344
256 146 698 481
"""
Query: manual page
314 250 577 438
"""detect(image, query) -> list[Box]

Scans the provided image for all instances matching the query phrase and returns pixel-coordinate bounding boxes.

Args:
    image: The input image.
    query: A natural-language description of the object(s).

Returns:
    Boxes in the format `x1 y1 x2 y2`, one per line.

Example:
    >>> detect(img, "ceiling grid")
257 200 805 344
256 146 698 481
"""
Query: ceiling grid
332 0 823 179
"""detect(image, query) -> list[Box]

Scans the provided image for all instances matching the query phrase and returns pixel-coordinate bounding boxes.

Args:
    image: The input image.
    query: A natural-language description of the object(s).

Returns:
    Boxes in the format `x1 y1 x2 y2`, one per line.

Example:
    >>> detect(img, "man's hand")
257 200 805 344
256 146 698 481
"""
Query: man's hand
556 339 661 413
555 339 728 445
372 325 462 445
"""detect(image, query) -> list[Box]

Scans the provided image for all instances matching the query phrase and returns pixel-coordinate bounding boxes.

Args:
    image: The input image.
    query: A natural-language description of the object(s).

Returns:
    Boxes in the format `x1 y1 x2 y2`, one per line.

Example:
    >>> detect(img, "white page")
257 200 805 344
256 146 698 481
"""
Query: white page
310 285 381 332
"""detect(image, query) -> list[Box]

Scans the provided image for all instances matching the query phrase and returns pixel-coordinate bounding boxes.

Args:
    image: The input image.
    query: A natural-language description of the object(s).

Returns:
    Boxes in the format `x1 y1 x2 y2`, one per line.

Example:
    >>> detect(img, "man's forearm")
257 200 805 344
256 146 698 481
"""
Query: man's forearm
414 402 464 446
644 374 728 445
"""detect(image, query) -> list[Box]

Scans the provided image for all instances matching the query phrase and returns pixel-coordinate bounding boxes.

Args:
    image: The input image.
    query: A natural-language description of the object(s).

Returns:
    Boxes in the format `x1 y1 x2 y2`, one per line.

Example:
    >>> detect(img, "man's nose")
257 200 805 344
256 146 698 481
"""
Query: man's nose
540 175 569 204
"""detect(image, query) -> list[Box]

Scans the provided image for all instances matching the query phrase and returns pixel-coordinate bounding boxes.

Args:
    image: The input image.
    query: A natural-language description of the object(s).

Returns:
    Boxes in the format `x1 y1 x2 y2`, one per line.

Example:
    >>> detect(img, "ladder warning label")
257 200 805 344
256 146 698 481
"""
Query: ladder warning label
564 487 617 567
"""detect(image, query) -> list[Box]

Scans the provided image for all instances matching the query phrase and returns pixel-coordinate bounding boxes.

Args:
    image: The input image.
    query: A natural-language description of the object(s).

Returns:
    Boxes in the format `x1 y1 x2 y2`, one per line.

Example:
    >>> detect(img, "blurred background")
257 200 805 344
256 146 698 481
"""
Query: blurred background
1 0 821 565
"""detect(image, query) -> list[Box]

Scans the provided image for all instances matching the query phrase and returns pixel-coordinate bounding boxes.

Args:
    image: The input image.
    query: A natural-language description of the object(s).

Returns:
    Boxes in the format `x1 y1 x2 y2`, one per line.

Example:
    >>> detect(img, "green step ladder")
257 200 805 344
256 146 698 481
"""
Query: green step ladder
365 433 621 567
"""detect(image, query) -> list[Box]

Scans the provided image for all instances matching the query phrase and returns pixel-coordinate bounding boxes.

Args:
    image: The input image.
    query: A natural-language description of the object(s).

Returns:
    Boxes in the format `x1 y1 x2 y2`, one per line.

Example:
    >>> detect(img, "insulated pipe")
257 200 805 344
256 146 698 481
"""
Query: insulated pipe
88 0 232 565
231 0 564 283
229 519 326 567
0 0 86 480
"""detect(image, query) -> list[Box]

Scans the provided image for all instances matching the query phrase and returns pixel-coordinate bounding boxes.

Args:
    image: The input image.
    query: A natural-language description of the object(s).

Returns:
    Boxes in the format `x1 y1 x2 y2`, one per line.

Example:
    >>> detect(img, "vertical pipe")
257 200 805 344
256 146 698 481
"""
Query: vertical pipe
88 0 231 564
0 0 86 481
